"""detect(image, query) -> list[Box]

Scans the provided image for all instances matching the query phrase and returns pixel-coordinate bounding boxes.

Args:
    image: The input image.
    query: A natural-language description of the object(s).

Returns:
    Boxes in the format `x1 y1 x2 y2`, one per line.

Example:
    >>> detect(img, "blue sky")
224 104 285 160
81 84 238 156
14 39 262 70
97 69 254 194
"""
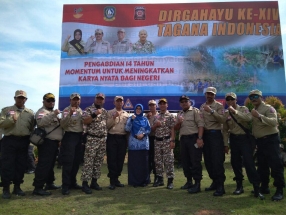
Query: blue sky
0 0 285 112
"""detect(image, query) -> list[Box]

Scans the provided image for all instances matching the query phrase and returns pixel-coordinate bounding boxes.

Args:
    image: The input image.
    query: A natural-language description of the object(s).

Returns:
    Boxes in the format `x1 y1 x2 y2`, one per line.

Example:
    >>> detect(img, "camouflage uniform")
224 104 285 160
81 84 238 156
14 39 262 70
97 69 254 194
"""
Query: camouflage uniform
81 104 108 181
154 111 175 178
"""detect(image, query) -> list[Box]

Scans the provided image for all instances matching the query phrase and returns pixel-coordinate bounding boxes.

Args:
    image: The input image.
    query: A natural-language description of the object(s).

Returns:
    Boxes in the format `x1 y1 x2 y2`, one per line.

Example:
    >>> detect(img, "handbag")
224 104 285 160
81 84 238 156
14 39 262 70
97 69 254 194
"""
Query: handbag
229 111 256 150
30 125 60 146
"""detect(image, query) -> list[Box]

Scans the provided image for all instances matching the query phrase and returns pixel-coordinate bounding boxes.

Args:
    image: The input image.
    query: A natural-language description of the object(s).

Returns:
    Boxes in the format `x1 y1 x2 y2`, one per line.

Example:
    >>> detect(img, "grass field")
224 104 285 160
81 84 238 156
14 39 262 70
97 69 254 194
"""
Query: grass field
0 154 285 215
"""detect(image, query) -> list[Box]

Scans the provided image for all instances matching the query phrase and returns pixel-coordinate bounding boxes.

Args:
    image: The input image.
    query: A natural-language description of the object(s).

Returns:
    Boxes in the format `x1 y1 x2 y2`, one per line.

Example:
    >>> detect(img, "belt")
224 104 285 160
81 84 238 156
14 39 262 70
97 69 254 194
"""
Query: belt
204 130 221 133
257 133 278 140
181 134 197 138
88 134 105 138
108 133 126 138
155 136 170 141
230 133 247 137
5 135 30 139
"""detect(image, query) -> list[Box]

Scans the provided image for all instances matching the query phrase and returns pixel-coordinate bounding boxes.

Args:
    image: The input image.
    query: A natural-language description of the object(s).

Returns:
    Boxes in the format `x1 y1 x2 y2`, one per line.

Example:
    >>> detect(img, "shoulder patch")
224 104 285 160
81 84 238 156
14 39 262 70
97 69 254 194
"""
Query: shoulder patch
269 107 276 113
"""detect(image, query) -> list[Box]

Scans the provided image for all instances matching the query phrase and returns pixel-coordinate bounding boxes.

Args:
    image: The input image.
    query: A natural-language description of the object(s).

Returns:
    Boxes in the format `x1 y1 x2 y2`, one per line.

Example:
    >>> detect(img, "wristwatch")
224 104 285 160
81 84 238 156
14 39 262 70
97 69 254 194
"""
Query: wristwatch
210 109 214 114
198 136 203 140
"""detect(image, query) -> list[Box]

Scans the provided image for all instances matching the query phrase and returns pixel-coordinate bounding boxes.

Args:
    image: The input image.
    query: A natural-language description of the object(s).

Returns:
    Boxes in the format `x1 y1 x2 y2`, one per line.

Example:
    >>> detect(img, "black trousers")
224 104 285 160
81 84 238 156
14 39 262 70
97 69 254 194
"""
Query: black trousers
27 144 36 171
106 134 127 180
229 134 260 185
1 135 30 187
203 131 226 185
59 132 82 188
256 134 285 188
180 134 203 181
33 138 59 188
148 136 156 175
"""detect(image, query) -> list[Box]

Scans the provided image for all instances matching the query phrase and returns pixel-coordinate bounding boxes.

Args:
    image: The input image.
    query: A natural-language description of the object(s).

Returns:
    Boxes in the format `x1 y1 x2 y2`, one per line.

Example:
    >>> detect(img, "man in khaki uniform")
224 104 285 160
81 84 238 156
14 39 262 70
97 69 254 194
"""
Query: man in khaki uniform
145 100 158 183
81 93 108 194
84 29 112 54
112 28 132 54
106 96 129 190
0 90 34 199
60 93 84 195
223 92 264 199
174 95 204 194
200 87 227 196
32 93 63 196
249 89 285 201
152 98 175 189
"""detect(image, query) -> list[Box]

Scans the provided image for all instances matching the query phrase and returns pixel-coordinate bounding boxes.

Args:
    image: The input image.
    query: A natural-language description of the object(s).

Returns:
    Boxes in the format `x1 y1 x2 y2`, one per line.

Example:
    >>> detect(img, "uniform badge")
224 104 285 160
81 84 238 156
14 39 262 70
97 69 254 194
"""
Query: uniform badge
63 111 68 117
37 112 45 119
104 6 116 21
270 107 275 113
72 111 77 117
8 110 15 115
134 6 145 20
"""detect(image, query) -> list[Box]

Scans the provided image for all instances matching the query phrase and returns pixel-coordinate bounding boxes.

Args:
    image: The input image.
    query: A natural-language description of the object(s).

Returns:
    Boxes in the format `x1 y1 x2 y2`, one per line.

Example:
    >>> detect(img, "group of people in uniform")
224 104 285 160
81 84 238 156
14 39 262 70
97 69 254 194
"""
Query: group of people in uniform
0 87 284 202
61 28 155 55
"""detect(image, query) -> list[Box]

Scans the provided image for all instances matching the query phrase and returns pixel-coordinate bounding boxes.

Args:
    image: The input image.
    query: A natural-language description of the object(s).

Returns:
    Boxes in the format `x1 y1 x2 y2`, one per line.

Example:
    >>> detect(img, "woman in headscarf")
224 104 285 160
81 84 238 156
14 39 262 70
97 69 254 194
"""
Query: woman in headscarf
61 29 85 56
125 104 151 187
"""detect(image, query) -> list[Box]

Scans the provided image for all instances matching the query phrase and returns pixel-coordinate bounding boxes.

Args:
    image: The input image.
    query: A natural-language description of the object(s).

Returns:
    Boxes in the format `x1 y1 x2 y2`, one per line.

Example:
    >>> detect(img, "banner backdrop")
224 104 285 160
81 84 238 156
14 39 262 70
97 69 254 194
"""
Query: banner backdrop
60 2 285 110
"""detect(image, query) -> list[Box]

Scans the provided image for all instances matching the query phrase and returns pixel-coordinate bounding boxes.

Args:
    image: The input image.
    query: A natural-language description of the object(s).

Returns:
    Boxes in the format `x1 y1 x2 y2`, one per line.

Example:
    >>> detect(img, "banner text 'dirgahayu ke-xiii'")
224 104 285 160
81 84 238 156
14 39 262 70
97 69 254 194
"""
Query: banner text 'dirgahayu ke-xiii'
60 2 284 110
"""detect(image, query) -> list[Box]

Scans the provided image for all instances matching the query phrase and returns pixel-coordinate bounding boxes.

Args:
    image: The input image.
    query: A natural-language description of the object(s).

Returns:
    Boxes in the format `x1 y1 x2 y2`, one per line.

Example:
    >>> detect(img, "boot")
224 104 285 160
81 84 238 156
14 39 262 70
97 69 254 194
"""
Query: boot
90 178 102 190
61 186 70 195
2 186 11 199
253 184 265 200
188 181 201 194
115 178 124 187
271 188 284 201
205 181 216 191
153 176 164 187
213 184 225 196
108 178 116 190
181 179 193 189
153 175 157 184
81 181 92 194
33 187 51 196
233 181 244 195
167 178 174 189
12 185 25 196
44 183 61 190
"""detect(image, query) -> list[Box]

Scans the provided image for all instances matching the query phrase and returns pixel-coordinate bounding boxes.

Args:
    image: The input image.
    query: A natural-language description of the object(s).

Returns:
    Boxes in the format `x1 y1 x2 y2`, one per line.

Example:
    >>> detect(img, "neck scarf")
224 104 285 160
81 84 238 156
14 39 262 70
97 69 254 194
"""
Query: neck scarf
131 104 148 136
69 29 84 54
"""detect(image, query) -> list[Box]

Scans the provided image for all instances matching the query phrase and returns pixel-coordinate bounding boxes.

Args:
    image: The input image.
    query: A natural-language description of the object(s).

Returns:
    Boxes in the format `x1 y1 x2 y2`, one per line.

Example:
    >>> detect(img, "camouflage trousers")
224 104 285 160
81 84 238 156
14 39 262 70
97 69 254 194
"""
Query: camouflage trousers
81 136 106 181
154 139 174 178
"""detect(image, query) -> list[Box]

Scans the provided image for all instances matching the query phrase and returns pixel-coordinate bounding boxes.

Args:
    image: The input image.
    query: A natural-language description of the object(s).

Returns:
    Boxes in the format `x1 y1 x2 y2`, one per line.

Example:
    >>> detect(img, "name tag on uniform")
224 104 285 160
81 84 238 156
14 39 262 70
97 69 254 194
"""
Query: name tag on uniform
37 112 45 119
63 111 69 117
9 110 15 115
72 112 77 117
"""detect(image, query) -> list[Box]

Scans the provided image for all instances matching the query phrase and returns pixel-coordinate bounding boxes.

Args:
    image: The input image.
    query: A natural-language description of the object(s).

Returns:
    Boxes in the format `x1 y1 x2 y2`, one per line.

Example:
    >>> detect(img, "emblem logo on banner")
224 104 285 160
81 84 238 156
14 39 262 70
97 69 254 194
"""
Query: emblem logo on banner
124 99 133 109
104 6 116 21
73 7 83 19
134 6 145 20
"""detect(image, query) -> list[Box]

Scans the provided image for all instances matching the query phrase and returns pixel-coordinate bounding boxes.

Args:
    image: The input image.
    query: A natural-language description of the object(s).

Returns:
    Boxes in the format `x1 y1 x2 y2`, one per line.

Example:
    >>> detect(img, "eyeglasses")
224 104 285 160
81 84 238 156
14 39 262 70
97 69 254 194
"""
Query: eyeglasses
249 95 260 100
95 33 102 35
45 99 55 103
225 98 235 101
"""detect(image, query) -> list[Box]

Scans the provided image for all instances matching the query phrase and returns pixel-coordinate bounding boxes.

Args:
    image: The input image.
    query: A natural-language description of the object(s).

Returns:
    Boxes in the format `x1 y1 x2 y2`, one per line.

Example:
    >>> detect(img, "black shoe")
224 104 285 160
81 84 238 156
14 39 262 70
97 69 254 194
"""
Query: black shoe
2 187 11 199
271 188 283 201
90 179 102 190
181 180 193 189
26 170 35 174
213 185 225 196
233 181 244 195
44 183 61 190
253 185 265 200
82 181 92 194
115 180 124 187
108 184 116 190
167 178 174 190
153 176 164 187
205 181 216 191
12 185 25 196
70 183 82 190
188 181 201 194
33 188 51 196
62 187 70 195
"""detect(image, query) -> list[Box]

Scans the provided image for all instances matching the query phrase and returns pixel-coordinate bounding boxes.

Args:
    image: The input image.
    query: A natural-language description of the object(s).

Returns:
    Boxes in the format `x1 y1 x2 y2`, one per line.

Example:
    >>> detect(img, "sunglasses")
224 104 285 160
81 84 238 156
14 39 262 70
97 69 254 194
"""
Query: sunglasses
225 98 235 101
45 99 55 103
180 100 189 103
249 95 260 100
